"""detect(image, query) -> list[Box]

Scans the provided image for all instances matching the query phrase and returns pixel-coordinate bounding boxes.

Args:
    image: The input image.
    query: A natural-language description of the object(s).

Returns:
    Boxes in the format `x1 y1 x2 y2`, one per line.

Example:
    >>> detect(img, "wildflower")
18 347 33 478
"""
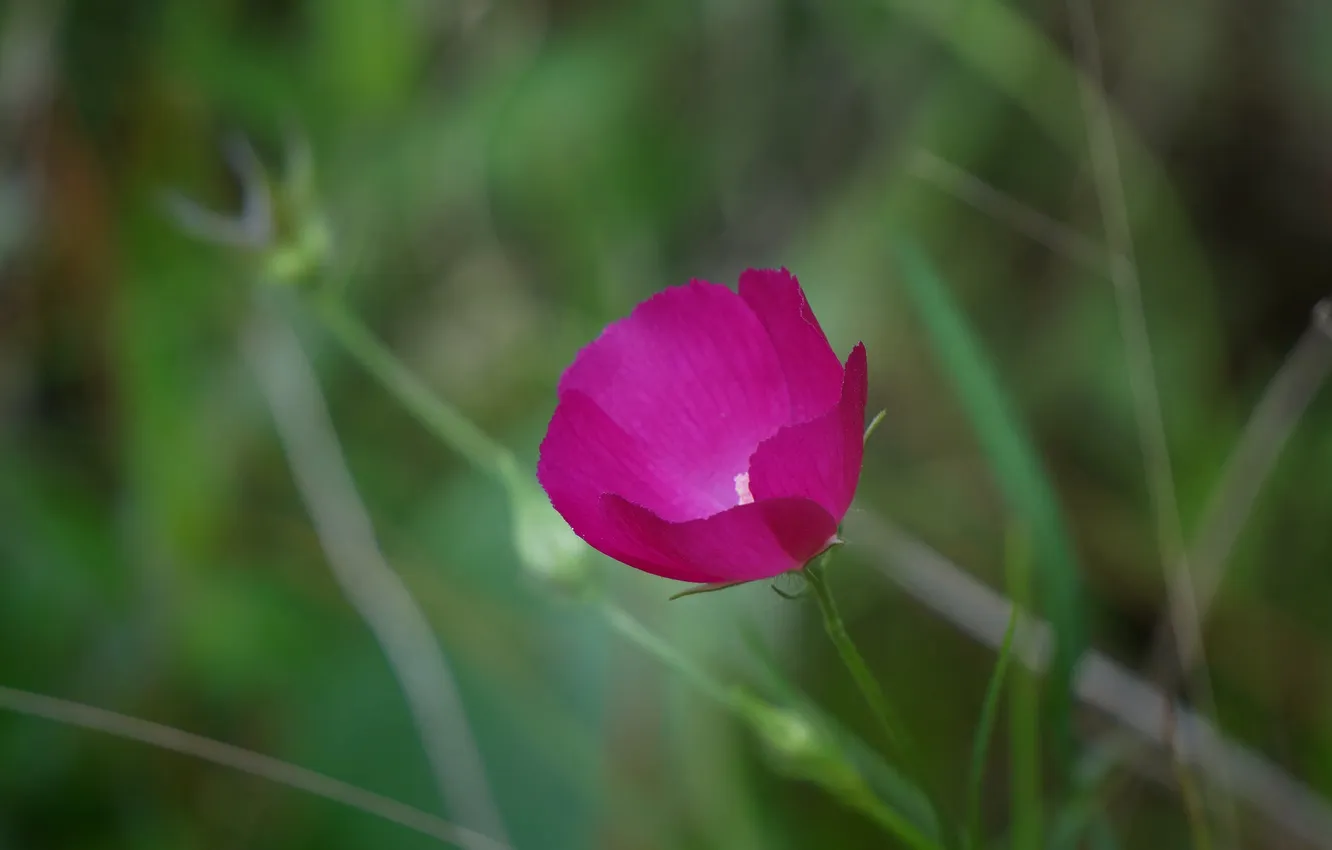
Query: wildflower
538 269 867 585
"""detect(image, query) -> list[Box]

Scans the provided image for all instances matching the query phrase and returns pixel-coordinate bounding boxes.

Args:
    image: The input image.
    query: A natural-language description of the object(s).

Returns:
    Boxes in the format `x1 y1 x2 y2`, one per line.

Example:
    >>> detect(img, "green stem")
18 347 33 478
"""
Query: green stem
603 601 941 850
599 602 741 711
1007 529 1042 850
964 606 1019 850
313 296 521 487
1173 754 1215 850
802 556 951 848
802 553 909 758
845 782 942 850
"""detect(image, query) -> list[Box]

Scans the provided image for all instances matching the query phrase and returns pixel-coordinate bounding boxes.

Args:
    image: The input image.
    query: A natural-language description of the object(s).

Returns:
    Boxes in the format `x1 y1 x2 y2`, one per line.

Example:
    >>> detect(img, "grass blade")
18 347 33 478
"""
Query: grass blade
1007 528 1042 850
891 234 1088 780
964 603 1020 849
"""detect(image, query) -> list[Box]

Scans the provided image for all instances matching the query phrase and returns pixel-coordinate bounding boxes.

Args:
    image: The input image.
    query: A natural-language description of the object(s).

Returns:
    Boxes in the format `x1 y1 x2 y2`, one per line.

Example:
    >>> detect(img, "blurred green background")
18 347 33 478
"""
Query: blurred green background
4 0 1332 847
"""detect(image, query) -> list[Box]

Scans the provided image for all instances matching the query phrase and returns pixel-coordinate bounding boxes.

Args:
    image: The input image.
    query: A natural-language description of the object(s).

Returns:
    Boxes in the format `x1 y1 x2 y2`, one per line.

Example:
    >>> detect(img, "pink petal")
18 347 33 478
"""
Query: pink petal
558 281 790 518
738 268 844 423
601 494 840 583
538 392 716 581
747 343 868 522
539 389 728 523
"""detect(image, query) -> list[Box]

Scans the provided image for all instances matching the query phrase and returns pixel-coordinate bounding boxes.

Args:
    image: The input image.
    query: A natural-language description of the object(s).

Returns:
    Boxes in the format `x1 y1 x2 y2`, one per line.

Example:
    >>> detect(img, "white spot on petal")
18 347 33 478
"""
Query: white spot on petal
734 472 754 506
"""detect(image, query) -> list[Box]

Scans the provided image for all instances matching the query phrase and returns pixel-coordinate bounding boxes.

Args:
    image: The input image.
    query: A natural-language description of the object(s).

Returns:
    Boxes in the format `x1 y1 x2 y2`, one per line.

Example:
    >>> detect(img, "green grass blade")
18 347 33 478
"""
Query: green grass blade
1007 529 1041 850
1048 736 1130 849
964 604 1020 850
891 234 1087 781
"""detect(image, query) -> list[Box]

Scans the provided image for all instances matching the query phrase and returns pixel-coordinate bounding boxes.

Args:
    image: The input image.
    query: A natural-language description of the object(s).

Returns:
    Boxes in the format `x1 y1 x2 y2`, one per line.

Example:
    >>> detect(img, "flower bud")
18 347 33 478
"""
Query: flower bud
734 691 863 798
164 132 333 289
261 208 332 286
506 476 599 598
259 132 332 288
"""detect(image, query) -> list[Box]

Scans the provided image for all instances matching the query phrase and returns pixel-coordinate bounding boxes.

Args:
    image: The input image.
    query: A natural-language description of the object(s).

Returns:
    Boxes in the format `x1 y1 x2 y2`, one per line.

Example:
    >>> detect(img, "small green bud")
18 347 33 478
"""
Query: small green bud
507 478 599 598
260 131 333 288
262 209 332 286
734 691 862 797
164 132 334 290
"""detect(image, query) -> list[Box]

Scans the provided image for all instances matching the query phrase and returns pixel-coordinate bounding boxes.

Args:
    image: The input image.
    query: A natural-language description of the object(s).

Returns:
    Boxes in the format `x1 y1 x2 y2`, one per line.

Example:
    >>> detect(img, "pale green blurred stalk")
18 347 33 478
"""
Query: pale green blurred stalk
1065 0 1226 843
0 685 509 850
245 300 512 844
314 296 522 483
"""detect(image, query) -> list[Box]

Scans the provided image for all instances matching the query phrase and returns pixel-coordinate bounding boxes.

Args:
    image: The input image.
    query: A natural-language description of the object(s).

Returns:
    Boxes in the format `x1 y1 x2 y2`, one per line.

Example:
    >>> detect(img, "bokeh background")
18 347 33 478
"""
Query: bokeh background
4 0 1332 847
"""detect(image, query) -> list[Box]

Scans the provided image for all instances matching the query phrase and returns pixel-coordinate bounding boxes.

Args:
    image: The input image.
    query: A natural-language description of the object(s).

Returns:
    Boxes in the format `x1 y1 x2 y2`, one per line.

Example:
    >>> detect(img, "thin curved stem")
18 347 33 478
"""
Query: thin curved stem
845 783 944 850
313 296 520 486
0 686 510 850
601 600 941 849
600 602 742 711
1148 298 1332 682
1066 0 1229 844
964 607 1019 850
245 301 510 844
801 552 909 759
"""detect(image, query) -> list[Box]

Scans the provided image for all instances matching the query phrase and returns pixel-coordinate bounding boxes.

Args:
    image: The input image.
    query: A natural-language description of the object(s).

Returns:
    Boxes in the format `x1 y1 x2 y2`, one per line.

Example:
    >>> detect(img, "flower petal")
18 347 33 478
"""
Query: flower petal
747 343 868 521
558 280 790 518
738 268 844 423
539 389 721 526
601 494 839 583
538 394 714 581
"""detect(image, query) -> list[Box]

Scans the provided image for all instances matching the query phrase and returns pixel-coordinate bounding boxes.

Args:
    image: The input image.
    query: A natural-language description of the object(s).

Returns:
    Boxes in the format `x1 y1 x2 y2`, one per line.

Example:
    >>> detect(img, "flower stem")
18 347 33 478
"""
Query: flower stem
845 782 942 850
313 296 521 488
802 552 909 760
599 602 742 711
602 601 941 850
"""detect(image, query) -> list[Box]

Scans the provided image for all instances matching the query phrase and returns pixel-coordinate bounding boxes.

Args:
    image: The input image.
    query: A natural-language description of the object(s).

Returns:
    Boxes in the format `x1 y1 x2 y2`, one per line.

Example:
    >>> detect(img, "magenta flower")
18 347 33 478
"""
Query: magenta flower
538 268 868 585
